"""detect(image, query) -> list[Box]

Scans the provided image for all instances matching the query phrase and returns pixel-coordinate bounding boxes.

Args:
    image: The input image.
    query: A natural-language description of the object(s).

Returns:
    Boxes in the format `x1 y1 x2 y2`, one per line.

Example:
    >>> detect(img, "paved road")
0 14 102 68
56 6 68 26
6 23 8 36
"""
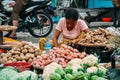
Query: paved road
11 24 56 45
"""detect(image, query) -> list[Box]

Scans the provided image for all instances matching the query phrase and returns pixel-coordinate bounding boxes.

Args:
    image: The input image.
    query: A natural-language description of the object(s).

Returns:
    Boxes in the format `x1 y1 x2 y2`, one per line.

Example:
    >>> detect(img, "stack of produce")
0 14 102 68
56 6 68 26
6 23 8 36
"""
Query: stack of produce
0 66 38 80
78 27 114 47
43 54 107 80
0 41 41 64
43 62 63 80
32 44 87 69
108 35 120 48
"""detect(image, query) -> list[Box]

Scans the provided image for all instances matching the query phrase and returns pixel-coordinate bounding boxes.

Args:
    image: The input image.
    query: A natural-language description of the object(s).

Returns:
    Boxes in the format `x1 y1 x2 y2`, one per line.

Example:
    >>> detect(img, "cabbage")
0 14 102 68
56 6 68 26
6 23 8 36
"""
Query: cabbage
10 70 38 80
0 67 38 80
0 67 19 80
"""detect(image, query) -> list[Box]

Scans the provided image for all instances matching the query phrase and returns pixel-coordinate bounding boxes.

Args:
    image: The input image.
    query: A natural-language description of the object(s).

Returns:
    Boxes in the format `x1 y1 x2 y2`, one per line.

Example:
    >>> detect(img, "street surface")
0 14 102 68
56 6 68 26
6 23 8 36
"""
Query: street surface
4 24 57 46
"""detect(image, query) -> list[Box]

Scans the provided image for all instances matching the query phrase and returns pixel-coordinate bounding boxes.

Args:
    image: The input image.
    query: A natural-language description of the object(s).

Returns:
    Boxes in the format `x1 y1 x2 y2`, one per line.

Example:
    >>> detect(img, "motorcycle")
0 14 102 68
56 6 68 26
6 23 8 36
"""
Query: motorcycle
0 0 53 37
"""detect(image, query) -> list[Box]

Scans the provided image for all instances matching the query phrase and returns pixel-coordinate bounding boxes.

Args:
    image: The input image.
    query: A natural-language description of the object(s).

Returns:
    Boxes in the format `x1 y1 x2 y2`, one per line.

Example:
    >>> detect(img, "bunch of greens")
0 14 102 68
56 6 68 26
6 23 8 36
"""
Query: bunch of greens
109 35 120 48
0 66 38 80
48 65 107 80
10 71 38 80
0 66 19 80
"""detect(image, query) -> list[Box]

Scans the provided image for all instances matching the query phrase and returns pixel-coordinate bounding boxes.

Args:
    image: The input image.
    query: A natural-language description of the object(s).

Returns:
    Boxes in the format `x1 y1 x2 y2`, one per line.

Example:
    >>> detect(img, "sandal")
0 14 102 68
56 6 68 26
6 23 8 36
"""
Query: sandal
8 34 17 39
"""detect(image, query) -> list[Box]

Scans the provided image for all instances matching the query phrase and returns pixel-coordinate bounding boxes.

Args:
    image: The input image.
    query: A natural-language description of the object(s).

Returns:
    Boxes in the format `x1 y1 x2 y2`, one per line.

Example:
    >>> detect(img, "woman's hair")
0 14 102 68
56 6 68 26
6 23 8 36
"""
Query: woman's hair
65 8 79 20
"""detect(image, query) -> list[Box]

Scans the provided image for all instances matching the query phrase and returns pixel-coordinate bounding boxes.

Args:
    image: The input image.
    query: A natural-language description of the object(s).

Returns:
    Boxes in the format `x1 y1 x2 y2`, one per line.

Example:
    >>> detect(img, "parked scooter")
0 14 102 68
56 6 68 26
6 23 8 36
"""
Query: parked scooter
0 0 53 37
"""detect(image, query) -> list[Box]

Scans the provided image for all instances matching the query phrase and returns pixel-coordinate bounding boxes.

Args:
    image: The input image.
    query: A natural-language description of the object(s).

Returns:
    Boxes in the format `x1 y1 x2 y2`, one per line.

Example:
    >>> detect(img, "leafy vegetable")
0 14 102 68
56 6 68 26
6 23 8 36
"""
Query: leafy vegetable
49 72 61 80
113 48 120 55
96 77 107 80
0 67 19 80
91 75 99 80
83 64 91 69
64 66 73 74
72 71 84 80
10 70 38 80
96 69 104 77
77 68 87 73
55 68 65 78
64 74 74 80
84 73 90 80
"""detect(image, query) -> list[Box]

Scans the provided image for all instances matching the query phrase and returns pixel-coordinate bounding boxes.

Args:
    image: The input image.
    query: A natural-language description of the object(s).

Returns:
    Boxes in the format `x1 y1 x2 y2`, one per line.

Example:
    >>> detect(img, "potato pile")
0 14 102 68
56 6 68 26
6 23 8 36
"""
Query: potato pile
0 41 41 64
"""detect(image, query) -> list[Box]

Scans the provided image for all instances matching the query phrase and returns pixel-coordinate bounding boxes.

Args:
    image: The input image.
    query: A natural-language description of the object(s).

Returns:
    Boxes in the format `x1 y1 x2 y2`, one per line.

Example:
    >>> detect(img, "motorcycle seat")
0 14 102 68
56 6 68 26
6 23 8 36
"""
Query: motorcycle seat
28 1 45 6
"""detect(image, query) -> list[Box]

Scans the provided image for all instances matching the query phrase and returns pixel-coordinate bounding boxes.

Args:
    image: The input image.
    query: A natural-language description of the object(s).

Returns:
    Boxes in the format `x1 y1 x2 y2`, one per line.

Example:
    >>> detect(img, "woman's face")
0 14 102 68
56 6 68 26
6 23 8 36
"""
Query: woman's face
66 19 77 31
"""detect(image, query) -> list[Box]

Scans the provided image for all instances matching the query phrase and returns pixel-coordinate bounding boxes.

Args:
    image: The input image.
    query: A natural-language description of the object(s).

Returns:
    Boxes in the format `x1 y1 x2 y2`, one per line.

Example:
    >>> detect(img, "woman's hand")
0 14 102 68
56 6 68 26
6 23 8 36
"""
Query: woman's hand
53 30 61 47
71 38 81 43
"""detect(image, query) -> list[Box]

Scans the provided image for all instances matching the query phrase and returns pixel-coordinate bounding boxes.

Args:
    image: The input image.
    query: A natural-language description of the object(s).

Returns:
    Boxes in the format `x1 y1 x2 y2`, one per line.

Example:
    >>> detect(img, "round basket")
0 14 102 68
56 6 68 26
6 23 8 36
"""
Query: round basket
102 18 112 22
0 25 17 31
32 65 44 70
4 62 31 72
78 43 106 47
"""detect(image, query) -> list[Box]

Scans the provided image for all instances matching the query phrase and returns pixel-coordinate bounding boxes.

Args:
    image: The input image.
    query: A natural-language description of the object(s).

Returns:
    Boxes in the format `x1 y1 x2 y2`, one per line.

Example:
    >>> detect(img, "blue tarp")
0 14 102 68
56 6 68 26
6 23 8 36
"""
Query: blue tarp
88 0 114 8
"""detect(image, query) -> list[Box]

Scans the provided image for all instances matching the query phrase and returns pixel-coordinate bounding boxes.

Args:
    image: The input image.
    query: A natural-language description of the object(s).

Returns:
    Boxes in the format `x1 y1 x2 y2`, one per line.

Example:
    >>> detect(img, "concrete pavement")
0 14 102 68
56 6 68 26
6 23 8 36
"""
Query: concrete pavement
4 24 57 45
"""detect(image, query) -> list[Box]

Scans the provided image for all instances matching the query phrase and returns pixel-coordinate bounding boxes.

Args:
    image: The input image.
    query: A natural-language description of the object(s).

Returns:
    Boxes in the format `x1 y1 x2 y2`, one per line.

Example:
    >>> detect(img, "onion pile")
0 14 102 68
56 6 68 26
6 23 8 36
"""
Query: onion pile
32 44 87 68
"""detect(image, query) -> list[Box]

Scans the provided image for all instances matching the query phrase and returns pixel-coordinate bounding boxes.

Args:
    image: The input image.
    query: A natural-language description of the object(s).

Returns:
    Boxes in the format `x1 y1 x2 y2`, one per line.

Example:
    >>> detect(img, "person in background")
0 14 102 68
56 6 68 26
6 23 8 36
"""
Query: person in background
5 0 29 39
50 0 57 8
53 8 89 47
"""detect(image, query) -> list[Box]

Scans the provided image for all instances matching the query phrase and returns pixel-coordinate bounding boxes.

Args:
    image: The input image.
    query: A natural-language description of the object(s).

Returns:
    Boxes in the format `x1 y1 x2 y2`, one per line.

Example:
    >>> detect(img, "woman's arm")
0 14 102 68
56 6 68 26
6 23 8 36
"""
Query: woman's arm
72 28 89 43
53 29 61 47
83 28 89 33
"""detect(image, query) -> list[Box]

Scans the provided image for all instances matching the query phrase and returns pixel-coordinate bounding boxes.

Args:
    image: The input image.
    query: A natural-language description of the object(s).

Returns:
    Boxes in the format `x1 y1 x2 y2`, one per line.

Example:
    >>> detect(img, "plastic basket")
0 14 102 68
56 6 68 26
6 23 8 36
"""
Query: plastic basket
4 62 31 72
102 18 112 22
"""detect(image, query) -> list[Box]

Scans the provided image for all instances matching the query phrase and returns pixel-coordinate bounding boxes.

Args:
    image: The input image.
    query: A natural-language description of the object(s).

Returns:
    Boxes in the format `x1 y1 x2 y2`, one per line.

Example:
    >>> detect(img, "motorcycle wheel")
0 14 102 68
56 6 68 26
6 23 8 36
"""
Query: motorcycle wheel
28 11 53 37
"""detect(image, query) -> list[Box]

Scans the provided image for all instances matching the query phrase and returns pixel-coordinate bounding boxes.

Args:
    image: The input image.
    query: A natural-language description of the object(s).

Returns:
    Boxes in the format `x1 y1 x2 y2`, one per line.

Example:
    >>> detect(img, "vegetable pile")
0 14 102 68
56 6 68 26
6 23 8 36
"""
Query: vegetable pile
43 62 63 80
0 41 41 64
78 27 114 47
44 54 107 80
32 44 87 68
109 35 120 48
0 66 38 80
112 48 120 61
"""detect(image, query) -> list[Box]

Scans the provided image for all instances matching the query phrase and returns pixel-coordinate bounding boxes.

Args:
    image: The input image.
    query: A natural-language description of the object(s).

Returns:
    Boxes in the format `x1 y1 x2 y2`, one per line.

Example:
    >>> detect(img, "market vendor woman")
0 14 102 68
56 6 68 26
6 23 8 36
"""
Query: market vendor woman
53 8 89 47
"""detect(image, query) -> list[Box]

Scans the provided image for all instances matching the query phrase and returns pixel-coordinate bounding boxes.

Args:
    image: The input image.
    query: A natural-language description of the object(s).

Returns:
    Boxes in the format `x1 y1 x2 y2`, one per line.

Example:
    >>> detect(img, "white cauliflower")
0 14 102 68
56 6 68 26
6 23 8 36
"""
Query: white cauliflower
82 54 98 66
43 62 62 80
67 58 82 66
71 64 82 72
87 66 98 73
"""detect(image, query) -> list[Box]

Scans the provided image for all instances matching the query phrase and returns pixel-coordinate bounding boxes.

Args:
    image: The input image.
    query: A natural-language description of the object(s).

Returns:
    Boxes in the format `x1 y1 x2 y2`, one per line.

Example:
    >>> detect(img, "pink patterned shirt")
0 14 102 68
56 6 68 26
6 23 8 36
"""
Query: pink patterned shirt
56 18 88 41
